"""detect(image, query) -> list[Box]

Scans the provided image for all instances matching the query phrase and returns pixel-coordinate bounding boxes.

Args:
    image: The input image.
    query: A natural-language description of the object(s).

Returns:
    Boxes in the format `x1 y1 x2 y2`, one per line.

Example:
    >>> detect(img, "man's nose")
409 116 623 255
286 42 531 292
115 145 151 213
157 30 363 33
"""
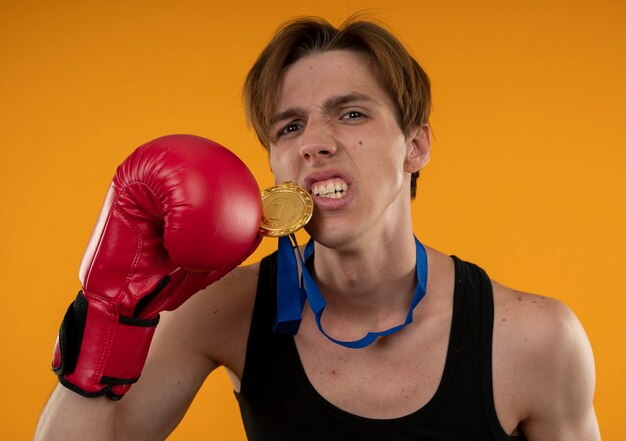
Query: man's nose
299 123 338 160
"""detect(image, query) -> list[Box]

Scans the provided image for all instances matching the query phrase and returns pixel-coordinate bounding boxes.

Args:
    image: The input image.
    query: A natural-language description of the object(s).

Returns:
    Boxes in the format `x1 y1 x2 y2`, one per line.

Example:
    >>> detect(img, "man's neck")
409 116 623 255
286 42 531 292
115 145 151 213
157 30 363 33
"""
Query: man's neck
309 225 419 329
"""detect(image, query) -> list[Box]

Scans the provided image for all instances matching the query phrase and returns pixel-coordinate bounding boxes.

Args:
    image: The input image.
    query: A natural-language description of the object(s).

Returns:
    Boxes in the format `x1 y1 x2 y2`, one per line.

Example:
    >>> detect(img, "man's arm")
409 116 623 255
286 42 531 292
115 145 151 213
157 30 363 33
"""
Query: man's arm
36 387 117 441
35 310 219 441
35 263 259 441
493 283 600 440
519 299 600 440
35 135 262 440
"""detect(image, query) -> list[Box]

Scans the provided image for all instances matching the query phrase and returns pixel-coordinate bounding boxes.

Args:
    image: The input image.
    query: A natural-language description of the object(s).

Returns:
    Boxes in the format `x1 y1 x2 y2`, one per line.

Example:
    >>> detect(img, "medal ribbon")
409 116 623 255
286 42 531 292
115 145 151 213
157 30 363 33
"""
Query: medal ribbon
274 234 428 349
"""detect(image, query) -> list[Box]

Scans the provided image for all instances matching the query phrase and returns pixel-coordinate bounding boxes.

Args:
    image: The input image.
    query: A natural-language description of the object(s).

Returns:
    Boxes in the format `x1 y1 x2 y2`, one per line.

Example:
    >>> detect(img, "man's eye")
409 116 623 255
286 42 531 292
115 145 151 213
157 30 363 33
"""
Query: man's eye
342 111 364 120
279 123 301 136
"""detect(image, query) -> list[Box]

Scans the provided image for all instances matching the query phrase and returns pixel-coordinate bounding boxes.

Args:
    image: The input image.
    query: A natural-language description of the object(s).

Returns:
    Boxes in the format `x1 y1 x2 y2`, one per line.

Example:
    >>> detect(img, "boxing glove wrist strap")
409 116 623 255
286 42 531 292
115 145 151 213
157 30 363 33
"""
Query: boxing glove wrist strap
52 291 159 399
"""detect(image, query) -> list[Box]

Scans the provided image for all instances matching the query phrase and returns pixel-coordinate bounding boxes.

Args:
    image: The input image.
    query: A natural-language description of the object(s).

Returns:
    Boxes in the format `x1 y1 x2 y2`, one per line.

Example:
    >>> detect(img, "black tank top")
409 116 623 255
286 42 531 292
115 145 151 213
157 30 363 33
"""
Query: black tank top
235 252 527 441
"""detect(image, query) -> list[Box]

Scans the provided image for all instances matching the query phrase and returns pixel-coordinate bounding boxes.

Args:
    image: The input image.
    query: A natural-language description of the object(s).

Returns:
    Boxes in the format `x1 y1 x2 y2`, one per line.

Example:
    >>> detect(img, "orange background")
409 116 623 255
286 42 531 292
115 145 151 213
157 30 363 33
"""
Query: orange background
1 0 624 439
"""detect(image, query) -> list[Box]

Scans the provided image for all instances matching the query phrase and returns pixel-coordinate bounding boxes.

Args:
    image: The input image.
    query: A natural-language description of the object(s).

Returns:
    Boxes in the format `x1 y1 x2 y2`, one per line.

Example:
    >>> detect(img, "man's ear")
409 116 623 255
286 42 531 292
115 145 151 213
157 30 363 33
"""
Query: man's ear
404 125 431 173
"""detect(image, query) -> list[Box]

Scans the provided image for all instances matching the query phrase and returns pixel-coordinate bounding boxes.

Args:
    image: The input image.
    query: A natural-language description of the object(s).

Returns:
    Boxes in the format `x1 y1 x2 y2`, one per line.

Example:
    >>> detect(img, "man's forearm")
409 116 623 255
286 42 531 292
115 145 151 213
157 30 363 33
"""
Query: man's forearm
35 385 118 441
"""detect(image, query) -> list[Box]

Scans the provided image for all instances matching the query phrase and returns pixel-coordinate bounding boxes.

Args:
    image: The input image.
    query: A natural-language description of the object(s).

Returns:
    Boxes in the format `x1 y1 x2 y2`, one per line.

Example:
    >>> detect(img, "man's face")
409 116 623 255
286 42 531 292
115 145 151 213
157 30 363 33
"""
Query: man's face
268 49 429 249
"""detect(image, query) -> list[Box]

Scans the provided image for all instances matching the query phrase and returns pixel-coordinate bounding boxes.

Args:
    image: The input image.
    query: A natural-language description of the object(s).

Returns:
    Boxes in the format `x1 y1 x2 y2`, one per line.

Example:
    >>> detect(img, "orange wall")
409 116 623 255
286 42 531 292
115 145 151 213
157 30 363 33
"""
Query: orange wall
1 0 624 439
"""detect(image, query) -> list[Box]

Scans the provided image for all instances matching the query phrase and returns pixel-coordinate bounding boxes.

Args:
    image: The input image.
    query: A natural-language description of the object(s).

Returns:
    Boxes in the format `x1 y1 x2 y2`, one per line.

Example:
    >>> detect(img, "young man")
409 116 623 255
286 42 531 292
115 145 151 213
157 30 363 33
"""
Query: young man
36 17 600 440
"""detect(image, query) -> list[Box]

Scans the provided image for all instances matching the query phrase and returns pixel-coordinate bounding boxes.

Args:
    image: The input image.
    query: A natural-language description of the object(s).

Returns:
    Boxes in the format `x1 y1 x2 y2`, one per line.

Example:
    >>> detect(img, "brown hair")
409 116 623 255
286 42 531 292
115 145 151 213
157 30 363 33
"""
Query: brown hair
243 16 431 198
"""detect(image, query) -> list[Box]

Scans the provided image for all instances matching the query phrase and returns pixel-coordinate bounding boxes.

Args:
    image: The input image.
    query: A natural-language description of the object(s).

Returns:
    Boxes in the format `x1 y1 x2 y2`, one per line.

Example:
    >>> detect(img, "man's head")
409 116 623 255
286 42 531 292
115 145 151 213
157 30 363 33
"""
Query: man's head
244 16 431 198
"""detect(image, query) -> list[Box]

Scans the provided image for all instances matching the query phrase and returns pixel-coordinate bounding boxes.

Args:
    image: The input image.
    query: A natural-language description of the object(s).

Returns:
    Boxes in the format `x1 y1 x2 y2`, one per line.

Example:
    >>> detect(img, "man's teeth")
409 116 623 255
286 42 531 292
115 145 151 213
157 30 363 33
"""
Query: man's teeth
312 181 348 198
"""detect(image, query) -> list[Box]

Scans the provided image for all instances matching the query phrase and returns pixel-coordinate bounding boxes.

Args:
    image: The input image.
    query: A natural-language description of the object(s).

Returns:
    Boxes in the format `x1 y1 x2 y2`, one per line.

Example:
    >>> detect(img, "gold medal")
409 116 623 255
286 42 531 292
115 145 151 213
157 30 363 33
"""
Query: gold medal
260 182 313 237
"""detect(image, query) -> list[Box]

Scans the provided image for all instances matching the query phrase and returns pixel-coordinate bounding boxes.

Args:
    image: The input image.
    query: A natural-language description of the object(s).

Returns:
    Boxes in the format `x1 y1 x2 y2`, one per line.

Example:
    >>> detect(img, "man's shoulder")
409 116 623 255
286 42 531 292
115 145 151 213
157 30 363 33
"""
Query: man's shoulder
154 258 266 373
490 280 596 429
491 281 578 351
209 259 263 293
194 258 265 329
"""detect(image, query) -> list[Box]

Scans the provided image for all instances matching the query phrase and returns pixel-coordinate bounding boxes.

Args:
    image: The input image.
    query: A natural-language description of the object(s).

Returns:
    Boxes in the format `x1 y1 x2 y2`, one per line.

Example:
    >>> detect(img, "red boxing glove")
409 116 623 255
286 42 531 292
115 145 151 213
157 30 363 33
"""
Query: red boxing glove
52 134 262 400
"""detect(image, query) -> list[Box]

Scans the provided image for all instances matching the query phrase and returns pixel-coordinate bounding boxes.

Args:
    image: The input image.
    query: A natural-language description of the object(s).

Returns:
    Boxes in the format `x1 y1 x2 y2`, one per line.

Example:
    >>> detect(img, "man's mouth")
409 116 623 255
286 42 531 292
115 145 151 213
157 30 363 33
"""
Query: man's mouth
311 179 349 199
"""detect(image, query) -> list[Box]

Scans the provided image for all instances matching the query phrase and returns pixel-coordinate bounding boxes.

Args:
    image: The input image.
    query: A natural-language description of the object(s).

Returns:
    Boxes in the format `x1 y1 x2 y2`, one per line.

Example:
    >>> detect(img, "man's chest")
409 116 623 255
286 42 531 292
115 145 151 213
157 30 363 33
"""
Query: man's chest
293 310 451 419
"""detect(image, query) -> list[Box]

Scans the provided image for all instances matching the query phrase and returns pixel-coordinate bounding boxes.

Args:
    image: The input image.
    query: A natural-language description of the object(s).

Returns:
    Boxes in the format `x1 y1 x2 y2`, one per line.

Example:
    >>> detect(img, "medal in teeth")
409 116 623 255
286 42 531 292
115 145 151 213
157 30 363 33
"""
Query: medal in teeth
259 182 314 237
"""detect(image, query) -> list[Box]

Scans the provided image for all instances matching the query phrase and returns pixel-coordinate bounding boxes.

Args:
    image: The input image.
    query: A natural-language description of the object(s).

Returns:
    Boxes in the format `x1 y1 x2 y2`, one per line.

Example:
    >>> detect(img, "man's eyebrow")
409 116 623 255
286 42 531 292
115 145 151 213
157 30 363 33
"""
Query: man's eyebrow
321 93 379 112
270 93 379 126
270 107 306 126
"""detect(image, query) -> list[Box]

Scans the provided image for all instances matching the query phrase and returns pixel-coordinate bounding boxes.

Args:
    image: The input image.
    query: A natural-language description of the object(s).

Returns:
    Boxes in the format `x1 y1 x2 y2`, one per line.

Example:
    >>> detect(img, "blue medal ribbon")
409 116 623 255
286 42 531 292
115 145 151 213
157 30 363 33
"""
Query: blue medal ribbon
274 234 428 349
